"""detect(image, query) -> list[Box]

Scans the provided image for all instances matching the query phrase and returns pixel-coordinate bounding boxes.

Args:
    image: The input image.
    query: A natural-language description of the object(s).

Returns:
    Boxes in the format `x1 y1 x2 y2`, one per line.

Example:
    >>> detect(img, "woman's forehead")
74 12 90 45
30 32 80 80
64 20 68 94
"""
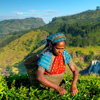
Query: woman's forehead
55 41 66 46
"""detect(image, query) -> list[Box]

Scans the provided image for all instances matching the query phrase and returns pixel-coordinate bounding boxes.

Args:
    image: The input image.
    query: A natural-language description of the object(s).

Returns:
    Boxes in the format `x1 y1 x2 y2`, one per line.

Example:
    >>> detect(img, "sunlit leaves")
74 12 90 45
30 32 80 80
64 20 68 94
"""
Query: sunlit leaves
0 74 100 99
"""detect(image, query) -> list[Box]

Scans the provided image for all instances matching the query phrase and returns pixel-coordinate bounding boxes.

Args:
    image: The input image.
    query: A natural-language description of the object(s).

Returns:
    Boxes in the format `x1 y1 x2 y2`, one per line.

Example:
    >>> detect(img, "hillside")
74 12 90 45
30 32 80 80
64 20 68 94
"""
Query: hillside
0 30 49 76
0 17 45 37
0 33 100 76
0 9 100 76
39 9 100 33
38 9 100 47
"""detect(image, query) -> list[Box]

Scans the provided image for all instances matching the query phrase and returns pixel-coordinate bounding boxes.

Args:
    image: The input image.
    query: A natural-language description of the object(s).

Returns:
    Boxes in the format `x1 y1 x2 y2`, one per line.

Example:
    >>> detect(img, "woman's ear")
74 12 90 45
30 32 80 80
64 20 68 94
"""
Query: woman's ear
49 42 53 49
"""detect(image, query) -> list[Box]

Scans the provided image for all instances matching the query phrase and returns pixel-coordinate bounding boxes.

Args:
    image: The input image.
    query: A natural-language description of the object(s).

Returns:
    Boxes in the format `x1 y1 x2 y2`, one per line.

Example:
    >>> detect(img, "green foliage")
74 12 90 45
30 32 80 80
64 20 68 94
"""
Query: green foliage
0 30 49 75
0 74 100 99
76 50 83 57
84 51 94 63
0 30 31 48
58 21 100 47
0 17 45 37
38 9 100 34
94 54 100 60
75 62 83 69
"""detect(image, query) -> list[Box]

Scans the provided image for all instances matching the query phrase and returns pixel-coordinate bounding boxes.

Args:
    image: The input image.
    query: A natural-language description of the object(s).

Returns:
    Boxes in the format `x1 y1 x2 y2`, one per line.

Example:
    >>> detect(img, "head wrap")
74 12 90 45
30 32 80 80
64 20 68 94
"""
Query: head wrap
43 33 66 51
46 33 66 44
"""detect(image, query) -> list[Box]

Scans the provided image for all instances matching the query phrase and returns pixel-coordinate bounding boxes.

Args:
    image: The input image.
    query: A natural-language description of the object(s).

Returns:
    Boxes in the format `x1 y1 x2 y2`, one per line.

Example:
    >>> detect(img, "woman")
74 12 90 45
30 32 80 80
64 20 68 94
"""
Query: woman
37 33 79 96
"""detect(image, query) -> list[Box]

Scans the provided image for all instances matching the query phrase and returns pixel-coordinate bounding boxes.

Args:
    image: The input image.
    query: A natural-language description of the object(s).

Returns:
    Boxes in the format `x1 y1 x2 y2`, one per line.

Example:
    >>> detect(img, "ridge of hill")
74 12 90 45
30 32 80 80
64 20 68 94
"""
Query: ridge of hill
1 9 100 48
37 9 100 33
46 11 99 33
0 17 45 37
0 9 100 76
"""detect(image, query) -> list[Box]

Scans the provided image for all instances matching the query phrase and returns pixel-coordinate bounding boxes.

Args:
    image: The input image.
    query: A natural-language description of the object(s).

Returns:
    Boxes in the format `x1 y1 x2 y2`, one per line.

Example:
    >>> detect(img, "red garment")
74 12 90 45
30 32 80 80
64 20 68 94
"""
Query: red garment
45 54 66 75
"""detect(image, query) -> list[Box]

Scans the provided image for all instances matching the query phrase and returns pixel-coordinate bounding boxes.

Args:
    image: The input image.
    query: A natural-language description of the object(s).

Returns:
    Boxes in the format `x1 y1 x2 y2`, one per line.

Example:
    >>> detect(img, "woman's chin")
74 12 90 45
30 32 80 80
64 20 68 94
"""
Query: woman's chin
55 53 61 56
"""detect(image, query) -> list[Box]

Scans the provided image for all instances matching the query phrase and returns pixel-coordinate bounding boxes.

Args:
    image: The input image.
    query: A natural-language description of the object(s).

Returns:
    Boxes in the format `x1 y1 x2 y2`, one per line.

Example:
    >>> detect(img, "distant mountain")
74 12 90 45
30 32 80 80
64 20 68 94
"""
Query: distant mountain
39 9 100 33
0 17 45 37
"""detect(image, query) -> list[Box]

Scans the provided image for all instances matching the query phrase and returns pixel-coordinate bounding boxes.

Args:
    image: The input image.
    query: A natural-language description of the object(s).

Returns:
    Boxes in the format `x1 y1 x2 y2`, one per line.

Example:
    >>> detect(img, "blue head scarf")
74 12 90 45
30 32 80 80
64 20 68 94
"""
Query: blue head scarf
44 33 66 49
46 33 66 44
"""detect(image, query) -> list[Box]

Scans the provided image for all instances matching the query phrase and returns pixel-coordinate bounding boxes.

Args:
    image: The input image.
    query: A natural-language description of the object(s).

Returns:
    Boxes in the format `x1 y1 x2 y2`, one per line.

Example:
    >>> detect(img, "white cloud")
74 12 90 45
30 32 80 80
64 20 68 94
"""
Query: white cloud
0 9 58 23
16 12 24 15
29 10 37 12
45 10 59 13
0 14 27 21
41 14 53 17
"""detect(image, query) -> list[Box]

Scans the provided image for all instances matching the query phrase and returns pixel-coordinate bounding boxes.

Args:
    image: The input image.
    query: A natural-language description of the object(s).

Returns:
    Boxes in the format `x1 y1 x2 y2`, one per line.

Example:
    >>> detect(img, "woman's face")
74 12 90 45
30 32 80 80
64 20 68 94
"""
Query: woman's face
52 41 66 56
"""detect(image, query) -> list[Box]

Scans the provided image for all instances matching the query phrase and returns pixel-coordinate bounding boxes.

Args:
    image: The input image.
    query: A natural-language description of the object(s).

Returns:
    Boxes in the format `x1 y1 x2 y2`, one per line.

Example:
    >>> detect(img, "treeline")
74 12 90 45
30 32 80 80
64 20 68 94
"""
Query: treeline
58 22 100 47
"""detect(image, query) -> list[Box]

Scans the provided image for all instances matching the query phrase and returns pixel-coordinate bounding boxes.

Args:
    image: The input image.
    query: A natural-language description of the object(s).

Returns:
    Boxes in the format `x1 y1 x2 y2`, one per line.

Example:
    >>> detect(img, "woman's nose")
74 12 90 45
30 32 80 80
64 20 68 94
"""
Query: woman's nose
59 49 63 53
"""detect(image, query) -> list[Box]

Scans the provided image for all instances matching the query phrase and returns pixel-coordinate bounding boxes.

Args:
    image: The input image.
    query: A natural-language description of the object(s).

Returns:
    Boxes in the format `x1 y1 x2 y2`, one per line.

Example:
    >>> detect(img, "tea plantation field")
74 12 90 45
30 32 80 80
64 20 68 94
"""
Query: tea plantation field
0 74 100 100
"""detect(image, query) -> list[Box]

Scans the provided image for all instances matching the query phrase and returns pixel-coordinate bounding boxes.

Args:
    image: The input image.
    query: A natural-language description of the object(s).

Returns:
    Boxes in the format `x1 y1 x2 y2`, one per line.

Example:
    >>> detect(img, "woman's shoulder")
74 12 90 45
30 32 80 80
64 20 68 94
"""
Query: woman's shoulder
40 47 53 56
63 49 69 54
43 50 52 56
37 49 53 70
38 49 53 61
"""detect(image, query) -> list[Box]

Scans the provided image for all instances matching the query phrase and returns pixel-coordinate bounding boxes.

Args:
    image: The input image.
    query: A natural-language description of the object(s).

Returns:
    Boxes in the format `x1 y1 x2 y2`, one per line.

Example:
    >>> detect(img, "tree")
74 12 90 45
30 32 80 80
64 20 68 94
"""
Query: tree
96 6 100 10
72 35 82 47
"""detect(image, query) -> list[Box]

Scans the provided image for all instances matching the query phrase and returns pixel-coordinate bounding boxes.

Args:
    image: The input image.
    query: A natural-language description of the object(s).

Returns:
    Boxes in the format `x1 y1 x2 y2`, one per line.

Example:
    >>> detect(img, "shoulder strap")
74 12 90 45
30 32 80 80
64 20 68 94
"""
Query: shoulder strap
37 51 53 69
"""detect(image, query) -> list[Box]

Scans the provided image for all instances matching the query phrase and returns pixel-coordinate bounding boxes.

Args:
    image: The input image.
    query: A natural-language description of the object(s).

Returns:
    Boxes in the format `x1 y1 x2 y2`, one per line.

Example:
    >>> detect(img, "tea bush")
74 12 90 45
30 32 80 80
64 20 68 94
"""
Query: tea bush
0 74 100 100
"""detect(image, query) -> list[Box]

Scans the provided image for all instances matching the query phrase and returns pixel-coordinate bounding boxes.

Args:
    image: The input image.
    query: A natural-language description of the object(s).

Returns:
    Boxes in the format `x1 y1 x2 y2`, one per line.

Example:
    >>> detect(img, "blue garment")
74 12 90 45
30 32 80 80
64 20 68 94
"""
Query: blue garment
37 49 71 70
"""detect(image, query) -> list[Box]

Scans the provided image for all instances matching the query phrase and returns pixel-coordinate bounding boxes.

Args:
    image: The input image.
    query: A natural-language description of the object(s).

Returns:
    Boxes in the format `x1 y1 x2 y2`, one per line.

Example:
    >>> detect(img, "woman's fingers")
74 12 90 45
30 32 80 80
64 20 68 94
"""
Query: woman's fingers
57 86 67 96
60 90 67 96
71 89 78 96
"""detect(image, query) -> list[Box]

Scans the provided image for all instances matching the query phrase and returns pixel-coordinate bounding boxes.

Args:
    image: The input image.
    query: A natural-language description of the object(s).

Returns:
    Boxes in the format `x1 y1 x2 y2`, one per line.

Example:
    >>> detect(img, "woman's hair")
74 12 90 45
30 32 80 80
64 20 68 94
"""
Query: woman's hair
51 40 66 47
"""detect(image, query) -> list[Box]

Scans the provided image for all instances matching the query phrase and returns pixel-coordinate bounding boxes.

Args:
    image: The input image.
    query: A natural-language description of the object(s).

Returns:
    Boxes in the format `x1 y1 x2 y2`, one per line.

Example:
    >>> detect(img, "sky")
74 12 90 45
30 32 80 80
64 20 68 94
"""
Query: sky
0 0 100 23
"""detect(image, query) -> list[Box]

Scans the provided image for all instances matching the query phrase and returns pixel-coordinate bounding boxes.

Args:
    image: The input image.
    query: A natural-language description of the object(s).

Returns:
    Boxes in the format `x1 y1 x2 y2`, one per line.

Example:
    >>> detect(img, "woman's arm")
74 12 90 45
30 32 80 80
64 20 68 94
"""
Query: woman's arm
37 69 67 95
69 64 79 96
37 69 58 89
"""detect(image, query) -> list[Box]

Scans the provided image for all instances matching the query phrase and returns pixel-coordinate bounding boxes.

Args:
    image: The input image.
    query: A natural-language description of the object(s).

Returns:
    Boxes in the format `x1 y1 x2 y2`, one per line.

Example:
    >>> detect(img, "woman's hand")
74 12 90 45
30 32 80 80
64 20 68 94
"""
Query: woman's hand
69 64 79 96
71 84 78 96
56 86 67 96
